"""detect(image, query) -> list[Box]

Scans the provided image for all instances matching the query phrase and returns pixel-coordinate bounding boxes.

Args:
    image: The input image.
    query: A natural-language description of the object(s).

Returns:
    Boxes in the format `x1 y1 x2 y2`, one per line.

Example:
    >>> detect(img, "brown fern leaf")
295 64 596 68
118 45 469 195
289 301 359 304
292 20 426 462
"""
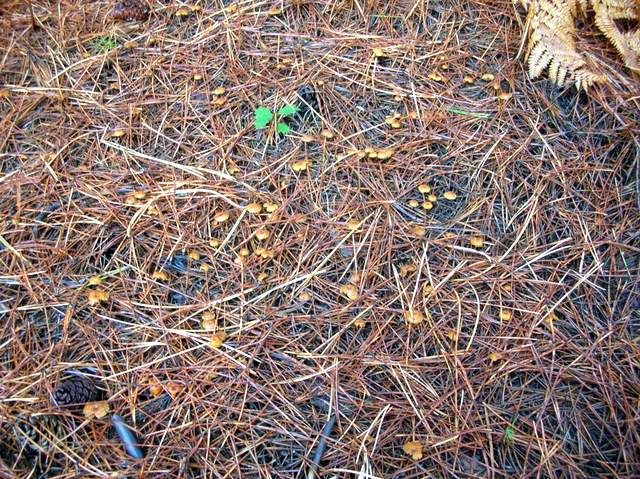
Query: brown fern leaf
593 0 640 72
519 0 607 88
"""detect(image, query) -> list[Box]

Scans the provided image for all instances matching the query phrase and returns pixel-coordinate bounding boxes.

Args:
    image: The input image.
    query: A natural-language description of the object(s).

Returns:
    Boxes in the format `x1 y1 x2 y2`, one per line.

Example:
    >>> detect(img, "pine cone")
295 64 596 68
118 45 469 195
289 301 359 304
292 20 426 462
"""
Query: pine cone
53 376 101 406
112 0 150 22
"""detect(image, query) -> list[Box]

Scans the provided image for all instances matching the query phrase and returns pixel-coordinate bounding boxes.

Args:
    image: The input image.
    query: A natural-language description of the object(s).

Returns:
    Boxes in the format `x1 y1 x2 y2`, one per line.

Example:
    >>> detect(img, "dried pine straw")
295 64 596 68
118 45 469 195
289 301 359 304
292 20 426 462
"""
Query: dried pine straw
1 0 639 478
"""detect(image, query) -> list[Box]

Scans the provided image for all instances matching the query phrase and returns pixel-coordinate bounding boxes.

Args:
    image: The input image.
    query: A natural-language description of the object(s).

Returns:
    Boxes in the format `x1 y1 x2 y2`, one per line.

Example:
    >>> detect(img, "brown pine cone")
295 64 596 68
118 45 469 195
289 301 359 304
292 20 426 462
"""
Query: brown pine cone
112 0 150 22
53 376 101 406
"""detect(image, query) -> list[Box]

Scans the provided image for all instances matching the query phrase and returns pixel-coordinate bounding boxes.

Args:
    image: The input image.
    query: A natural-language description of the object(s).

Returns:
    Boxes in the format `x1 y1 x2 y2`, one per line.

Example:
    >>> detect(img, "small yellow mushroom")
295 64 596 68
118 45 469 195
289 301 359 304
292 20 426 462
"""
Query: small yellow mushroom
428 71 444 82
87 289 109 305
404 310 424 325
320 129 334 139
417 183 431 194
463 75 475 84
499 309 513 321
202 314 217 331
469 235 484 248
372 47 386 58
111 129 126 138
149 383 164 396
292 160 311 172
256 247 274 259
193 71 203 81
87 275 103 286
175 6 191 17
376 148 394 160
353 317 366 328
246 202 263 214
188 250 201 261
402 440 423 460
210 331 228 349
298 291 312 302
339 284 359 301
480 73 495 82
446 329 459 341
422 201 433 210
427 194 437 203
411 225 426 237
257 272 268 282
209 239 220 248
489 351 503 362
443 191 457 201
255 229 270 241
200 263 210 272
268 6 282 15
301 134 316 143
408 199 419 208
239 247 250 257
213 86 226 95
166 381 184 396
346 219 361 231
214 211 230 223
544 312 558 329
151 270 169 281
263 202 278 213
83 401 110 419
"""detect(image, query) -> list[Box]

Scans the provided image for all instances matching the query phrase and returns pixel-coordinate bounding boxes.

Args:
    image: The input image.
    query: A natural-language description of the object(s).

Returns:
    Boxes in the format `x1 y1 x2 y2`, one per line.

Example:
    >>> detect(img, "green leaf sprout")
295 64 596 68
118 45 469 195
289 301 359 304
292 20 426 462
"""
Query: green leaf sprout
254 107 274 129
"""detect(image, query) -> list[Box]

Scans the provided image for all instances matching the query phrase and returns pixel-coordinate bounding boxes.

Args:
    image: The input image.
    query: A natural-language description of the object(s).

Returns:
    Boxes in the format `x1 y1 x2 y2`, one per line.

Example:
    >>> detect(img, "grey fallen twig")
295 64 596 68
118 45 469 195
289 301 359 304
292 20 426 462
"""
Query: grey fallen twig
111 414 144 459
307 412 337 479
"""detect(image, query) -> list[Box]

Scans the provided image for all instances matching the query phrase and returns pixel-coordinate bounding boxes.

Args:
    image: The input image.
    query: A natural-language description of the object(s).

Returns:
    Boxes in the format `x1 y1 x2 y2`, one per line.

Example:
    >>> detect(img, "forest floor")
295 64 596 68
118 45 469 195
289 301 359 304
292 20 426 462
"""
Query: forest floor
0 0 639 478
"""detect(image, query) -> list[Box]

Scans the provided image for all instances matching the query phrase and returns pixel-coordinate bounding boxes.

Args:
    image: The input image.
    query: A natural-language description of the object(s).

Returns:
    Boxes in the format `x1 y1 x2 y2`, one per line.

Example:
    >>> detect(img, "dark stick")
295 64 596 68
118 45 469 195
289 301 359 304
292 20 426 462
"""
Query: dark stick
307 413 337 479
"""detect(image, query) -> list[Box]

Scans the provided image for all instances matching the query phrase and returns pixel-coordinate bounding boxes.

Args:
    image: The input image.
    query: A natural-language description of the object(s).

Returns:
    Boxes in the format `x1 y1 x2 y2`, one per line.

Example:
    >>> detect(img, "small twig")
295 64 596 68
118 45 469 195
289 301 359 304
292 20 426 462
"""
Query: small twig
28 0 36 30
307 412 337 479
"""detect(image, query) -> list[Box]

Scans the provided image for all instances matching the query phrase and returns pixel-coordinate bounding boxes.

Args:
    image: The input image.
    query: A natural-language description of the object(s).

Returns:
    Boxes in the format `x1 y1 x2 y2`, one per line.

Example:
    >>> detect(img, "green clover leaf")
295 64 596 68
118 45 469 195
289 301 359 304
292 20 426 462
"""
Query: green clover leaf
276 122 291 134
255 107 273 129
277 104 298 117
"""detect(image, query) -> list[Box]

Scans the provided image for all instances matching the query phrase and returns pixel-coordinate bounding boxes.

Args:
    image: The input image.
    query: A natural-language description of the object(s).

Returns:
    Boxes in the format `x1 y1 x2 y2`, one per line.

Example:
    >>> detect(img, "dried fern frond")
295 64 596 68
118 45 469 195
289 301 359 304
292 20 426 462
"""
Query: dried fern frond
519 0 607 88
593 0 640 72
